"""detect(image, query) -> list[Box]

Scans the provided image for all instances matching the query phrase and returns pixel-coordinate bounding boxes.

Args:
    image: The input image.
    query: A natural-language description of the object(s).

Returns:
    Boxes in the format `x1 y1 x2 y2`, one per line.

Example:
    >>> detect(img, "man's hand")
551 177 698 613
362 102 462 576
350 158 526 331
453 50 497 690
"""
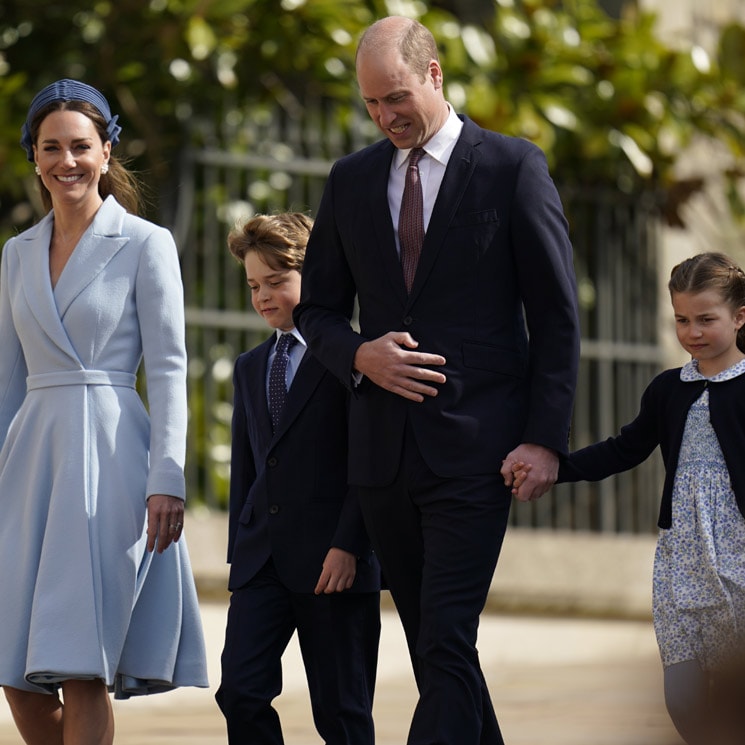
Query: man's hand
353 332 446 402
314 548 357 594
500 443 558 502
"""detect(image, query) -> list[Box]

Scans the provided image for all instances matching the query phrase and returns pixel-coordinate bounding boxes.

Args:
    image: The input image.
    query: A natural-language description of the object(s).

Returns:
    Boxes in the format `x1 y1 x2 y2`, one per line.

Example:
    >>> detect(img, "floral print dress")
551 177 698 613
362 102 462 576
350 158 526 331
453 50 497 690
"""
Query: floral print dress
653 358 745 669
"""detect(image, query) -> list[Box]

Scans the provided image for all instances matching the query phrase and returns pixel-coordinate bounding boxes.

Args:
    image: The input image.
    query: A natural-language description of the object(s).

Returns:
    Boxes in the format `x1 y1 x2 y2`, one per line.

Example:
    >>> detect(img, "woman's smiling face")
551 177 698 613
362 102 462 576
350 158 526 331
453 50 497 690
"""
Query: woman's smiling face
33 109 110 210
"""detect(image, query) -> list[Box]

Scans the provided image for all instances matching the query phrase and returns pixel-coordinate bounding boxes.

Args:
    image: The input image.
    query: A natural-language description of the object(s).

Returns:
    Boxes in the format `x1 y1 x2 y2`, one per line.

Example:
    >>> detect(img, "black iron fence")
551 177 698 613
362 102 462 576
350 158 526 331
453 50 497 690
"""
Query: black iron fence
174 107 666 534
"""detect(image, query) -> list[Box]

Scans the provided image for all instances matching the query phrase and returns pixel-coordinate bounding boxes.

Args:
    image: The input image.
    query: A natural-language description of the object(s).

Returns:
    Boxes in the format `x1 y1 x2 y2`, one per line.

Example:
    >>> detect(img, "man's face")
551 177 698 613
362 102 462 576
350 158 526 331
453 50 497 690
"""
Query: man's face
356 48 447 150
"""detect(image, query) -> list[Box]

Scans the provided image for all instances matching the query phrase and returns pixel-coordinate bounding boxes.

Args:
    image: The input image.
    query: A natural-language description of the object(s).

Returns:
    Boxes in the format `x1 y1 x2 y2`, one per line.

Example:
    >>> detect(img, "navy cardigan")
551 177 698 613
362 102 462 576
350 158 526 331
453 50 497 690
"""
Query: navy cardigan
558 367 745 528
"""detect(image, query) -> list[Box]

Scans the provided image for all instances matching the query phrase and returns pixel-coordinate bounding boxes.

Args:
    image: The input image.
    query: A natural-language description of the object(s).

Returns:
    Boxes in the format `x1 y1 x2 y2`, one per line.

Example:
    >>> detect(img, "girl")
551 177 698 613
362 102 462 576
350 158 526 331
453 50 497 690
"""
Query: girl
509 252 745 744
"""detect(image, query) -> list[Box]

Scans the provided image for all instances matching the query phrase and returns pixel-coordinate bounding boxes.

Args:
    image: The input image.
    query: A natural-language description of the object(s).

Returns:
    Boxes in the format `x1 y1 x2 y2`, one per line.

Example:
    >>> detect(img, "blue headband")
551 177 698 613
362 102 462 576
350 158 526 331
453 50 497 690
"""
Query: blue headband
20 79 122 162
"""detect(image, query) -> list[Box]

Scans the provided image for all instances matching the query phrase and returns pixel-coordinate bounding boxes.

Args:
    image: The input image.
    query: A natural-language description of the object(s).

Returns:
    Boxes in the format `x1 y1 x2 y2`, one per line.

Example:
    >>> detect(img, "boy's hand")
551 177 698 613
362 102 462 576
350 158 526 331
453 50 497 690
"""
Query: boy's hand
314 547 356 594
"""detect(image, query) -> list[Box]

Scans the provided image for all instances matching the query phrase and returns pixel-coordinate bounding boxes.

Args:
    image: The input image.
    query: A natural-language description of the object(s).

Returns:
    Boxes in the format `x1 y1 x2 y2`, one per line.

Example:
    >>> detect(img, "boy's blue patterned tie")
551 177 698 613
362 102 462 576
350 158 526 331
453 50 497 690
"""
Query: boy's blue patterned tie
268 333 297 432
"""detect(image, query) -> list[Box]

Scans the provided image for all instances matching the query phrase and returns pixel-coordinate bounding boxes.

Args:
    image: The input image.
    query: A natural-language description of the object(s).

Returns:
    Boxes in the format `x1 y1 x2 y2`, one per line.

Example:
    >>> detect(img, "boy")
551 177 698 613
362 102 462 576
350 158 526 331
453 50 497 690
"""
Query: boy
215 213 380 744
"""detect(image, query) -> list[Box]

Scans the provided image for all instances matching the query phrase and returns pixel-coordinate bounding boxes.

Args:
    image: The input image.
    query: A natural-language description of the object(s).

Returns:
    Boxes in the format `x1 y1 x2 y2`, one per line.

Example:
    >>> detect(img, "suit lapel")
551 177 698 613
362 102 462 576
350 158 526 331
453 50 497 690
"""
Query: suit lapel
273 349 325 442
243 337 320 446
245 338 274 440
367 142 410 306
408 119 481 305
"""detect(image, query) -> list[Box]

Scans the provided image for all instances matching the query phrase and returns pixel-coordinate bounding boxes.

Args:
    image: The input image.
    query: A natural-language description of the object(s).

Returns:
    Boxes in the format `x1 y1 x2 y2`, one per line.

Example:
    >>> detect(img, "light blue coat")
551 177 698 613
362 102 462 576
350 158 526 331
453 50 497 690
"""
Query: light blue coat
0 196 207 696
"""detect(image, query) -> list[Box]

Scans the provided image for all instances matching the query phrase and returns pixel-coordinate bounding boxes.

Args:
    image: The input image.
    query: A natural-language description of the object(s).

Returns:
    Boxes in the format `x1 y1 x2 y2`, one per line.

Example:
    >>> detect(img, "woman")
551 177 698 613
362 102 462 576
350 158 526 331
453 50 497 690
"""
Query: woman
0 79 208 744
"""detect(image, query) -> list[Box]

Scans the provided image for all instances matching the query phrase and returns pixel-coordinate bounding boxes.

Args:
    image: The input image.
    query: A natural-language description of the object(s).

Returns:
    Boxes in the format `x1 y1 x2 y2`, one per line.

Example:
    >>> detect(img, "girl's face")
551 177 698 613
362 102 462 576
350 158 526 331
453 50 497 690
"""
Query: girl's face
33 109 110 211
243 251 301 332
672 289 745 376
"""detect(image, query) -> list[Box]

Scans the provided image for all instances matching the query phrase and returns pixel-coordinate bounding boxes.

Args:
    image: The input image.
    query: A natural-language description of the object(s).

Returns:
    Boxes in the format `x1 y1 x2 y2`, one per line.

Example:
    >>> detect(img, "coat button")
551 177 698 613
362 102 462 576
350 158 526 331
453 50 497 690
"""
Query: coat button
402 316 413 326
269 504 280 515
267 457 278 467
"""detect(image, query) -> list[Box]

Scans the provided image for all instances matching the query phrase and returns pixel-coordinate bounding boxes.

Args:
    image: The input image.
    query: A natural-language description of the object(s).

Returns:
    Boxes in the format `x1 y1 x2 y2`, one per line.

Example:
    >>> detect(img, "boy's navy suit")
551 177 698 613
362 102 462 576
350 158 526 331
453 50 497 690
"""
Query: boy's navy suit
216 333 380 745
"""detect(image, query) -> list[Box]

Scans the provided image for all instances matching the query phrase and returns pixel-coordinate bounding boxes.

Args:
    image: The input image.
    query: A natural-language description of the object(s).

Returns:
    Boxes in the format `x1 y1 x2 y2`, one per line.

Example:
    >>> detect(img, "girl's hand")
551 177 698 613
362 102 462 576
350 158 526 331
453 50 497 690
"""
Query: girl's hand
501 459 532 498
502 444 558 501
511 462 532 492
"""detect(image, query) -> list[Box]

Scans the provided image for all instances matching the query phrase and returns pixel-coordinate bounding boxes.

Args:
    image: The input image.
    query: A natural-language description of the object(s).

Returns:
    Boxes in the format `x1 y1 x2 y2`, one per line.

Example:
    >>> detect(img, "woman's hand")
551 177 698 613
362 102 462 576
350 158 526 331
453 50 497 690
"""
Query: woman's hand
146 494 185 553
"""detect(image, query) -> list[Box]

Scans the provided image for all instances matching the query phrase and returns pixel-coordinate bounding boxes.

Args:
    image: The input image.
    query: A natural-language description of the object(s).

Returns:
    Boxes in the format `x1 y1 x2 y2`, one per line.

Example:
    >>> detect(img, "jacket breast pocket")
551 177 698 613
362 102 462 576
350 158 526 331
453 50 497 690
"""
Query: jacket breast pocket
446 210 501 267
449 209 500 229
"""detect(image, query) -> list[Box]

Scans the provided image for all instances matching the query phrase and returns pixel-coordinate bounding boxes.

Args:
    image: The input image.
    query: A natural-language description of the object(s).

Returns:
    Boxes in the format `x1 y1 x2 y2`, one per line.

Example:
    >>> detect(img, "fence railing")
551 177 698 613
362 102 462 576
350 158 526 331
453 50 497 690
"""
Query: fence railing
175 111 666 534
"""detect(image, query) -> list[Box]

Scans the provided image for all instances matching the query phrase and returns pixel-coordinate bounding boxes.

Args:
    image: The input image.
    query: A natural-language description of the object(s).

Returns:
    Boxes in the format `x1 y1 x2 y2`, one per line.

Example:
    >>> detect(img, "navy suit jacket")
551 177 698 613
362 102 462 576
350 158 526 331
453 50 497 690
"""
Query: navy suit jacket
226 335 380 593
295 116 580 487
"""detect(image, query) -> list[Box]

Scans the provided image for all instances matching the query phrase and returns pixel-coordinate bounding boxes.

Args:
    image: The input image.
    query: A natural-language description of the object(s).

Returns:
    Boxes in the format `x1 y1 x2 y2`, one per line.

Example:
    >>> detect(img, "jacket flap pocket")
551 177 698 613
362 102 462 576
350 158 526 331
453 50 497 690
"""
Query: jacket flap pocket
462 340 526 378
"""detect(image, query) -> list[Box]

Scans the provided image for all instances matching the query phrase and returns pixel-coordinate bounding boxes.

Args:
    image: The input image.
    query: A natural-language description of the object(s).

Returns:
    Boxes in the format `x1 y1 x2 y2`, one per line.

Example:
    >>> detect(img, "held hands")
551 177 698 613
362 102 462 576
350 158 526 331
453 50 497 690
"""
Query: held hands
500 443 558 502
314 547 357 594
146 494 184 553
506 462 531 493
353 332 446 402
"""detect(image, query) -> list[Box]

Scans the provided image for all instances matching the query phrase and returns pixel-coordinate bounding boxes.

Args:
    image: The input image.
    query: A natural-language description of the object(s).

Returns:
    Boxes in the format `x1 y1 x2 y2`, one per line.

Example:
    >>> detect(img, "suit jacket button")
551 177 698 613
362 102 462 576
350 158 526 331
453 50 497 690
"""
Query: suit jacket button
267 456 278 467
402 316 413 326
269 504 280 515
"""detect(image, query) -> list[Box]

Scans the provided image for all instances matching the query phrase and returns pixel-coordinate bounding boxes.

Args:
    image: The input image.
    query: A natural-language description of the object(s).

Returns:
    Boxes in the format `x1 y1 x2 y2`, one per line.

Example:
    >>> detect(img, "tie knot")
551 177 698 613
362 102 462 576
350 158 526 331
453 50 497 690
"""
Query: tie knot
408 147 425 167
276 333 296 355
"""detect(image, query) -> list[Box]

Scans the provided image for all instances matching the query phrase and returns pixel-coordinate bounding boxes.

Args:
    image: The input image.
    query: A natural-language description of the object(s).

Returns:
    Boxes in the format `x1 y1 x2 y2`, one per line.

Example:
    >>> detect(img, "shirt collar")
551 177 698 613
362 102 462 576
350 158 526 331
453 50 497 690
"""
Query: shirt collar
394 104 463 170
680 357 745 382
275 327 306 348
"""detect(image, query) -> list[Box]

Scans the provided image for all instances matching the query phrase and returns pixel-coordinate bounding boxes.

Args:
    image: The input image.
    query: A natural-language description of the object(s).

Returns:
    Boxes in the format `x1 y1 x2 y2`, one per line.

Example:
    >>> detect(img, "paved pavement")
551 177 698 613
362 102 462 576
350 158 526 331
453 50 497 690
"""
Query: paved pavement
0 515 682 744
0 603 679 744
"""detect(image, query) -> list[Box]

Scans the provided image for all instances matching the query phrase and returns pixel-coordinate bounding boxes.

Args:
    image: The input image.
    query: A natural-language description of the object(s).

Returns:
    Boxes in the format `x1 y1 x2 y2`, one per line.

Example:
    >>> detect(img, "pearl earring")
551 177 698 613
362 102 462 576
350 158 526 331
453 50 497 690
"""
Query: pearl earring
34 165 41 176
101 163 109 175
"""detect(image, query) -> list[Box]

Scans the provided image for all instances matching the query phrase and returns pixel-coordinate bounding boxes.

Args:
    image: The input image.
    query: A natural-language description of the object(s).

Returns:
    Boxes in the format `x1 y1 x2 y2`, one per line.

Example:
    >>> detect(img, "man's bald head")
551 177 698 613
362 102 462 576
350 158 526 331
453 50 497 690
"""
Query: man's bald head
356 16 440 83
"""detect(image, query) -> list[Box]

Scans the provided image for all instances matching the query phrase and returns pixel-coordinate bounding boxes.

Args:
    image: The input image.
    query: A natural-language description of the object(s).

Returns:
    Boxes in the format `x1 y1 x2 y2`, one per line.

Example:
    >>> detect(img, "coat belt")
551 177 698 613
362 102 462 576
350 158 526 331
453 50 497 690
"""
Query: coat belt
26 370 137 390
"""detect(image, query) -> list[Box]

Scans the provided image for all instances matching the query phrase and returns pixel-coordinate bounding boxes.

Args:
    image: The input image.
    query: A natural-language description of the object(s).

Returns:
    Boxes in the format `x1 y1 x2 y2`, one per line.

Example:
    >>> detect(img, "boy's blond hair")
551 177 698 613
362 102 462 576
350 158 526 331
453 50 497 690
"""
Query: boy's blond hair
228 212 313 271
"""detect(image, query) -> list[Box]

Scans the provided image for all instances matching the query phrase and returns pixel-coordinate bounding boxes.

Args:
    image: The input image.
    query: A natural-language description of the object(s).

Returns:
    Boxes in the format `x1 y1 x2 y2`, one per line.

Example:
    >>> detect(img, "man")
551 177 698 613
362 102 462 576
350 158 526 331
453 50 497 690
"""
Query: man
294 16 580 745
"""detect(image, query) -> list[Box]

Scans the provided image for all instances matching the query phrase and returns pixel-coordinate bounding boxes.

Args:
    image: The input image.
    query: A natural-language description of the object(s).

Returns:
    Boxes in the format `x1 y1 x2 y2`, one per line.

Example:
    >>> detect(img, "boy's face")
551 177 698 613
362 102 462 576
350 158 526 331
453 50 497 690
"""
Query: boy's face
244 252 301 332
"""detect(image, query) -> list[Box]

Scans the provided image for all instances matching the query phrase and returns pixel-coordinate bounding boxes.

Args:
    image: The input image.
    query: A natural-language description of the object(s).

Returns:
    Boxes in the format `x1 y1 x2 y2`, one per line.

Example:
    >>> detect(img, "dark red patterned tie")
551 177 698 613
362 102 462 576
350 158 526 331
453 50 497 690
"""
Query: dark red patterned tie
399 147 425 293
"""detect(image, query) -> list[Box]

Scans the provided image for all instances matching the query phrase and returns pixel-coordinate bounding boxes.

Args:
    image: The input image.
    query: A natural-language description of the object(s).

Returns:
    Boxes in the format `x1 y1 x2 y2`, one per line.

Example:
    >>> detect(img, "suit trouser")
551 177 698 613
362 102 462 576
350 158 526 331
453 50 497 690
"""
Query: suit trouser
359 423 511 745
215 559 380 745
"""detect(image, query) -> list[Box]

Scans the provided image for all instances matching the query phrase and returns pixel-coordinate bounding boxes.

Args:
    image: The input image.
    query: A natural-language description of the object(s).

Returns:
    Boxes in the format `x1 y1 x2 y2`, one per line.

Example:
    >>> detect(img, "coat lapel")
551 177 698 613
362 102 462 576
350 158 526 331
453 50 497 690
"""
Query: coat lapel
53 196 130 319
17 196 131 363
17 213 80 363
